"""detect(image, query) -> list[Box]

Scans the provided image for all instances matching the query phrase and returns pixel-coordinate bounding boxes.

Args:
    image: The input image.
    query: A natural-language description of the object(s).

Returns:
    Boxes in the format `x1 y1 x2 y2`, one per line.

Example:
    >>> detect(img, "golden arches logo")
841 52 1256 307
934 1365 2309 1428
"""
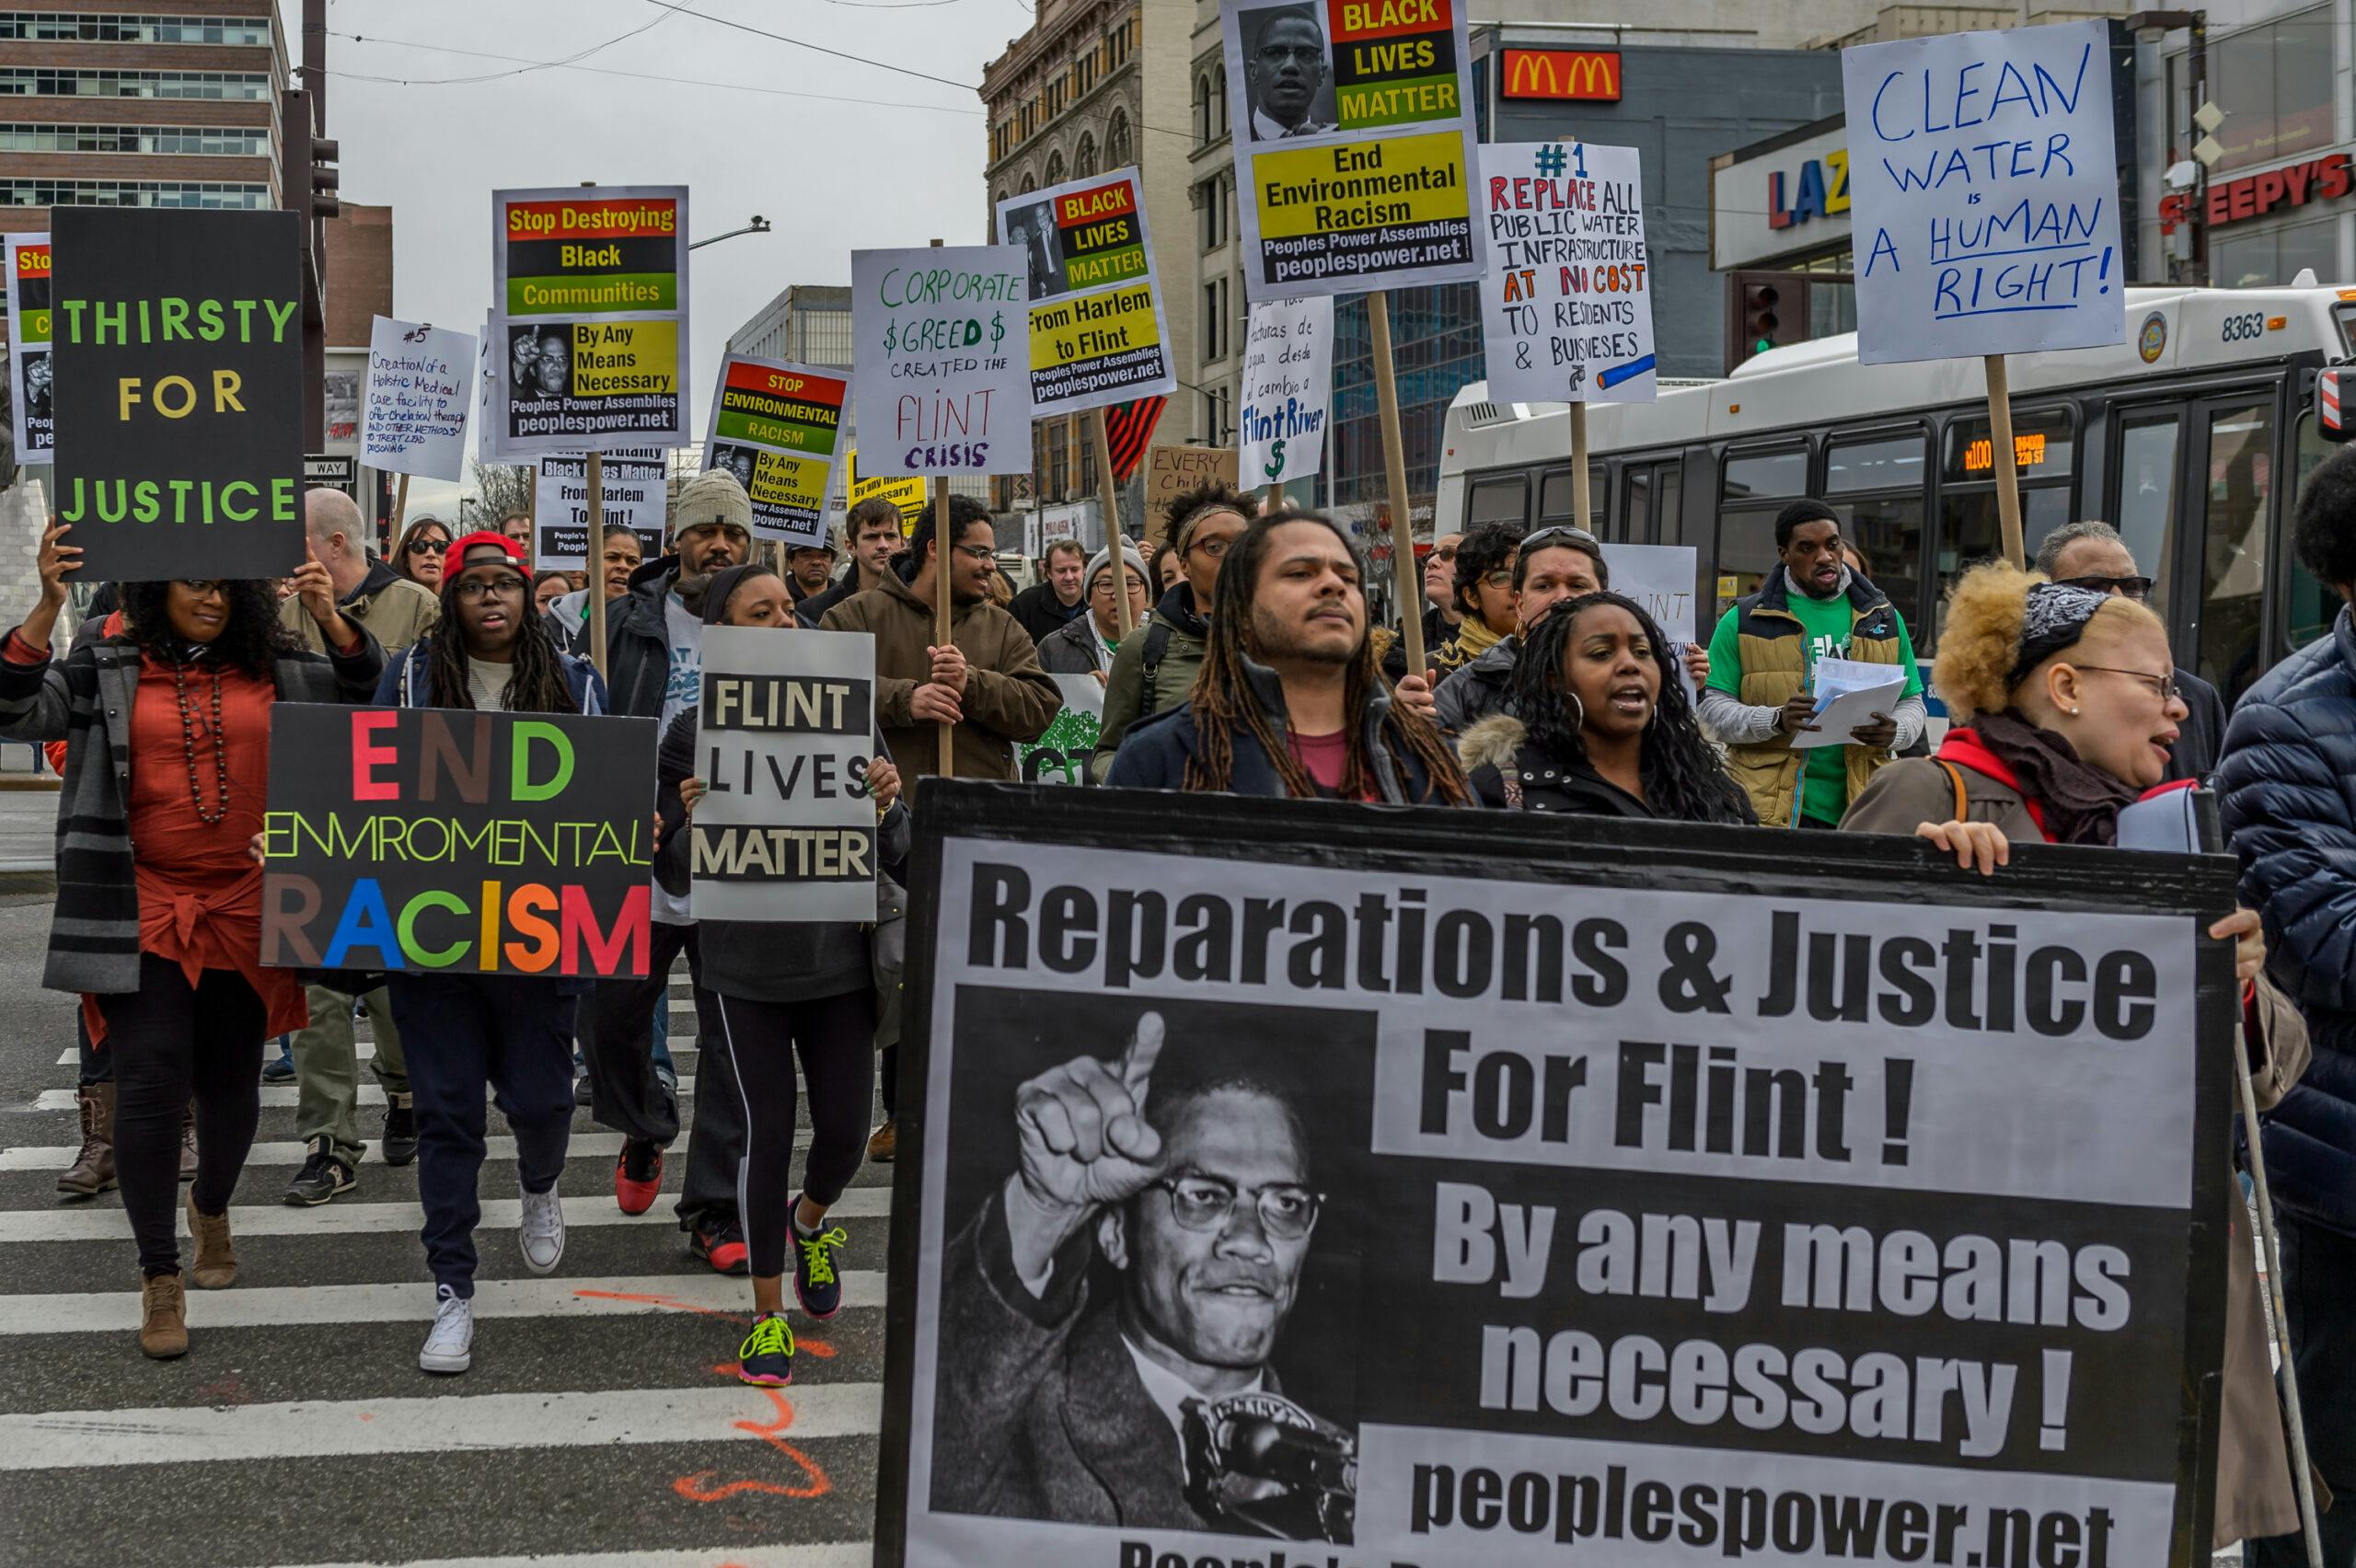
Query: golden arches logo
1501 49 1621 102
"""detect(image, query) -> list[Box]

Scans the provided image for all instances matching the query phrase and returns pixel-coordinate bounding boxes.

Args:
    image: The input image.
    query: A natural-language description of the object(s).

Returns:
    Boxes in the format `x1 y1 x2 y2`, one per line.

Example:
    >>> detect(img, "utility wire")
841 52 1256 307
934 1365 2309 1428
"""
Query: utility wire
639 0 980 92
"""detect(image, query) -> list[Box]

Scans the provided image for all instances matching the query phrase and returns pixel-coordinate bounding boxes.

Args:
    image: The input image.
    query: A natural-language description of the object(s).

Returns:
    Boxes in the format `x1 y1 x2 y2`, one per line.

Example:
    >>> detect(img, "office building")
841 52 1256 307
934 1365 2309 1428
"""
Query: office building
731 283 853 367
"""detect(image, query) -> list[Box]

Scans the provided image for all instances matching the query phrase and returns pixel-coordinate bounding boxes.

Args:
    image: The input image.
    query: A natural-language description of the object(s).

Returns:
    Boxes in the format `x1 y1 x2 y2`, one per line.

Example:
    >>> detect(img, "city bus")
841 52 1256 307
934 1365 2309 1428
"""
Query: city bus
1433 282 2356 708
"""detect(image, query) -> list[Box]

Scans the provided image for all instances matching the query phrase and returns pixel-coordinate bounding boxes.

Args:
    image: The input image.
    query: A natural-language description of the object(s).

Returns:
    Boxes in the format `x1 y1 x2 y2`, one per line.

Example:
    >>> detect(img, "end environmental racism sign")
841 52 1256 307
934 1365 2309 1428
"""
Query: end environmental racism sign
51 208 306 582
260 705 657 979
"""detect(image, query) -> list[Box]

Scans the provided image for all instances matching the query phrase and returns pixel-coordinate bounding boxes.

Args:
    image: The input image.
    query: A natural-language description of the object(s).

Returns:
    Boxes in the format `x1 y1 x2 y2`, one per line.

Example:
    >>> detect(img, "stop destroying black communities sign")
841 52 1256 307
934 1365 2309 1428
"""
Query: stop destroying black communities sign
876 783 2236 1568
51 207 305 582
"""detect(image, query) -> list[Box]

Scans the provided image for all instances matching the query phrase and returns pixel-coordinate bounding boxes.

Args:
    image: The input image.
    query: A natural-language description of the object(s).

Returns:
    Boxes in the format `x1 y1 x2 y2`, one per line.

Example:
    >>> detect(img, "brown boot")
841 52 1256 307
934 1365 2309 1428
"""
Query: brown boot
56 1083 117 1197
139 1272 188 1358
179 1101 198 1182
865 1119 897 1163
186 1188 237 1289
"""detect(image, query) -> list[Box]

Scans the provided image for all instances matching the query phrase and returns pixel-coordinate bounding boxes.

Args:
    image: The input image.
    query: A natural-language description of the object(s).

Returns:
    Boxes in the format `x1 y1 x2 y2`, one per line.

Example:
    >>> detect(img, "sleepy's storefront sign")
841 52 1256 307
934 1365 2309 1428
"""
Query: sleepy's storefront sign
1711 115 1854 270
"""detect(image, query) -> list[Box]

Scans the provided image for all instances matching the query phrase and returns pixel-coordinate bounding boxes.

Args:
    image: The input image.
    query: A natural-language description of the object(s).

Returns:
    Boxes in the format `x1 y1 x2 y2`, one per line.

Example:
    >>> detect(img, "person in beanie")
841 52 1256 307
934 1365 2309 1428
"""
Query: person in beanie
1090 481 1253 780
1037 543 1149 681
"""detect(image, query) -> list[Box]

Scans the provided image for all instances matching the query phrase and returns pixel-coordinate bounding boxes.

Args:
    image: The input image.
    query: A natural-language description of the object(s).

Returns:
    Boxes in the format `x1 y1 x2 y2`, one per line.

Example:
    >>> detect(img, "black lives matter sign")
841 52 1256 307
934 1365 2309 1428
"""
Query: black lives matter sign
52 208 305 582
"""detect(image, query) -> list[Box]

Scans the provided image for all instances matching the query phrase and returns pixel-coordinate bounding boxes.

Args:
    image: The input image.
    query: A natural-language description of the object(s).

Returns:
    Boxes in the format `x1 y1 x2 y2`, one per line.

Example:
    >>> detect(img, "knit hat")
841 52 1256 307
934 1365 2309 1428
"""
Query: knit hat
1085 543 1149 595
445 529 532 582
672 467 754 541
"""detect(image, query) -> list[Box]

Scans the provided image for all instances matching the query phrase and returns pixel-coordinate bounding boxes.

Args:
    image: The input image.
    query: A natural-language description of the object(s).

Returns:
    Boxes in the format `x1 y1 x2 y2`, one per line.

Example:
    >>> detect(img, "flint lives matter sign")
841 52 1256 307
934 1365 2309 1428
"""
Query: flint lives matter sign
877 786 2234 1567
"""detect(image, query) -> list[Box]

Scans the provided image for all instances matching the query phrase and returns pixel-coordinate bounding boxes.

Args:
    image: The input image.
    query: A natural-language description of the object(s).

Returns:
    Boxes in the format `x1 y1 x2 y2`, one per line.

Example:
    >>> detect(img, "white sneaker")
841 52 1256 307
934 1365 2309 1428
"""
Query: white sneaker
419 1286 473 1375
518 1183 565 1274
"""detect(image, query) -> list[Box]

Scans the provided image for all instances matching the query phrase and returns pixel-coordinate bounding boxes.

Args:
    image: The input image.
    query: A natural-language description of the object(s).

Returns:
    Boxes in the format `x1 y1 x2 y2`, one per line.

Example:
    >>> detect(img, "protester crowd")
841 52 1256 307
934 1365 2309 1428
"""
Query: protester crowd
17 450 2356 1562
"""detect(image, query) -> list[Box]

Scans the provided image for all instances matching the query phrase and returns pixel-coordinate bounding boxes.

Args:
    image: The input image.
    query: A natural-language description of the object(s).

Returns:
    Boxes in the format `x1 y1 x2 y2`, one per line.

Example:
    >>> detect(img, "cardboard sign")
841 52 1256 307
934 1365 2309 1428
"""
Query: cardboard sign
689 626 879 924
1014 674 1105 786
1238 294 1334 486
851 246 1033 478
260 704 658 978
701 354 847 549
50 208 305 582
877 784 2236 1565
533 447 667 571
1220 0 1487 299
360 316 475 482
6 232 50 459
1841 20 2125 365
996 167 1177 417
1481 140 1657 403
1143 444 1242 545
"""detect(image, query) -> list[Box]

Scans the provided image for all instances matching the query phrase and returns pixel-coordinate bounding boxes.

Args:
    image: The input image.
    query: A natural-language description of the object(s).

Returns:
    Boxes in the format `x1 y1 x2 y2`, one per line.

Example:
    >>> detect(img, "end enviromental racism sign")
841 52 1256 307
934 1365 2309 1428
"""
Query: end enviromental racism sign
1839 20 2125 365
1220 0 1487 299
850 246 1032 478
996 167 1175 418
702 354 847 549
1481 141 1657 404
6 232 49 459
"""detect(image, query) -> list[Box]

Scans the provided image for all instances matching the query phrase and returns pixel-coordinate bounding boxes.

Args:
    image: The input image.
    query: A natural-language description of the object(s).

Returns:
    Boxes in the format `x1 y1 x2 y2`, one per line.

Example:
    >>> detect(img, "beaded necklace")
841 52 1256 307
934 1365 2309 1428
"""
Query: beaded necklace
169 657 231 825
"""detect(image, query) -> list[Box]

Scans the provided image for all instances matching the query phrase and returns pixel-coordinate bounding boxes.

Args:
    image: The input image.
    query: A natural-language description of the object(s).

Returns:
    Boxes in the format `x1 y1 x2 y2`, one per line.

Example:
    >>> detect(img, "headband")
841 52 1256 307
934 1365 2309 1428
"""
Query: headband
2007 582 2108 685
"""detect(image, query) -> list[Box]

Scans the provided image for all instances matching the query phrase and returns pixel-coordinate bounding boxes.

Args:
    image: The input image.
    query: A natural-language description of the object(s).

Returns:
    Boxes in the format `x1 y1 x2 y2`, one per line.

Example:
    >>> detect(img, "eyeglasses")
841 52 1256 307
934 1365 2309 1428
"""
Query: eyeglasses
2055 573 2154 603
178 579 226 599
407 538 448 556
1189 536 1231 559
1521 525 1602 554
455 575 525 602
951 542 997 562
2072 663 2179 701
1482 570 1517 591
1152 1174 1322 1240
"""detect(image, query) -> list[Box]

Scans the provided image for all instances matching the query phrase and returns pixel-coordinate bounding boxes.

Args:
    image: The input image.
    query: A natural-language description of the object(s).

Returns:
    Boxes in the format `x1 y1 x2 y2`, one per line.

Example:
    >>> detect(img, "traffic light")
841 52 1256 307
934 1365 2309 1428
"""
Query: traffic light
309 135 341 221
1743 279 1781 356
1724 270 1830 373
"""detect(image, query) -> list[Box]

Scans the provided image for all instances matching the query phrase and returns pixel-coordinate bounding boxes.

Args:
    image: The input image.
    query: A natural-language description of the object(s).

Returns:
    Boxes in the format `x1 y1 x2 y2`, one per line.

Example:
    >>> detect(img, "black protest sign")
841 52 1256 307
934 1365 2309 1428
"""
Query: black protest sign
51 208 305 582
259 703 657 979
878 783 2234 1567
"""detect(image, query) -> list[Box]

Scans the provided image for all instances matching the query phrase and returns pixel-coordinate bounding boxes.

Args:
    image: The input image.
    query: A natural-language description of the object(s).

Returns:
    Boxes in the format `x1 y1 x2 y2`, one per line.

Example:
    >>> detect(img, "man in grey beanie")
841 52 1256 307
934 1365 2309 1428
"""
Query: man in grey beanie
1039 542 1149 681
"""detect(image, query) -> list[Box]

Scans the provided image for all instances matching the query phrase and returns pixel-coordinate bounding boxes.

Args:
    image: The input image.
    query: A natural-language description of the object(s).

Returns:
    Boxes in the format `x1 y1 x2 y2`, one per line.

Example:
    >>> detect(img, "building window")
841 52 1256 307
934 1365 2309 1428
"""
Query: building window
2213 214 2339 287
1020 170 1037 194
1105 110 1131 167
0 69 272 99
1201 276 1230 363
1044 148 1065 187
1195 74 1212 144
0 13 272 45
2200 6 2334 173
1 179 270 208
1211 68 1227 136
0 121 270 156
1330 284 1486 507
1074 133 1096 178
1198 176 1226 251
1109 17 1133 67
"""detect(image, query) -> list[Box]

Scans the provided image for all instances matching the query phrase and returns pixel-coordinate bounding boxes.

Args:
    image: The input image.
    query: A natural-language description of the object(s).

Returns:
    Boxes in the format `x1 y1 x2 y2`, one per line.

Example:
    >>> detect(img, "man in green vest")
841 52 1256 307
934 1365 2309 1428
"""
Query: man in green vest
1698 500 1924 828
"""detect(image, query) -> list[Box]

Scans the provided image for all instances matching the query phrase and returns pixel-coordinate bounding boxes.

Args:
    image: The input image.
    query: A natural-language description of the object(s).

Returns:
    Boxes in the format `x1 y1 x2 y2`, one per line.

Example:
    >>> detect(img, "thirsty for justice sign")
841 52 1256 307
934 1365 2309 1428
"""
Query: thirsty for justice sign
50 208 305 582
1840 20 2126 365
1481 140 1657 403
700 354 848 549
878 784 2233 1566
996 167 1177 418
6 232 49 459
1238 294 1334 487
360 316 475 482
532 447 666 571
260 705 657 979
851 247 1033 478
1219 0 1487 299
690 626 879 924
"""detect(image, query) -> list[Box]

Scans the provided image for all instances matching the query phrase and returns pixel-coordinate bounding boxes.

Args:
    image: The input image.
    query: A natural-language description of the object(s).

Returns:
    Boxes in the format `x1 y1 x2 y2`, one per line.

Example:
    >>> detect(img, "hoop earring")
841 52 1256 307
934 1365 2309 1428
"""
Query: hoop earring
1569 691 1585 732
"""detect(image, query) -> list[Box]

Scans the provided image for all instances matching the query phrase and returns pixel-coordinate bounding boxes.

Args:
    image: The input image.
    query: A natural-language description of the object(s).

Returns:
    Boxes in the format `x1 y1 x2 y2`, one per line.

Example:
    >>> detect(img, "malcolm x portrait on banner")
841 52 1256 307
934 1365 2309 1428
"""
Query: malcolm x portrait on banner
929 1008 1359 1544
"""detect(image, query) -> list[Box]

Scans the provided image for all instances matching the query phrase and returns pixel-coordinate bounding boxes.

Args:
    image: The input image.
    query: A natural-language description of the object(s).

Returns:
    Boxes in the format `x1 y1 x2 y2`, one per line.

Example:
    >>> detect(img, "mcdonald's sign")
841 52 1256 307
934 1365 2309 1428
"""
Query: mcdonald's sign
1499 48 1621 102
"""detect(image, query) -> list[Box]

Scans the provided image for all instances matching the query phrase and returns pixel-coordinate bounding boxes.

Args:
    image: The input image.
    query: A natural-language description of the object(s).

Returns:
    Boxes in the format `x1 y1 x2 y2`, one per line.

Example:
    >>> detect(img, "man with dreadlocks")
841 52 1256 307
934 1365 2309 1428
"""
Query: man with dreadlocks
1104 510 1469 803
374 532 611 1377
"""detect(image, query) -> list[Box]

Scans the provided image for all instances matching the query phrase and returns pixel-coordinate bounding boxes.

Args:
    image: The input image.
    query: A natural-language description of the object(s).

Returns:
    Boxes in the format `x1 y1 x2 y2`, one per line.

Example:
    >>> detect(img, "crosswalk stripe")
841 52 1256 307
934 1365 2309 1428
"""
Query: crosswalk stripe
0 1185 889 1244
54 1033 709 1065
34 1076 701 1112
0 1379 883 1470
0 1269 887 1335
245 1549 872 1568
0 1126 815 1172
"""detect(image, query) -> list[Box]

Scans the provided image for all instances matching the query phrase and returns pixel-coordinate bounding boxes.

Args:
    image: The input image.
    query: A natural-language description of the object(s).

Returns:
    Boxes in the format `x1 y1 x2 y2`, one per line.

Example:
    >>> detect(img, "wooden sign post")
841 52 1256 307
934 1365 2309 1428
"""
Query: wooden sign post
1367 290 1423 674
1985 354 2025 569
585 451 607 680
932 480 954 776
1089 404 1134 640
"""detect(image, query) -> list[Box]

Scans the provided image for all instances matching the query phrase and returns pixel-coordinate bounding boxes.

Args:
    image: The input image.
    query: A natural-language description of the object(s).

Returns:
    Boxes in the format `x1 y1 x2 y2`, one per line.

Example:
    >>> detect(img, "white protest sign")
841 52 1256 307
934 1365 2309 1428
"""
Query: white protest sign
995 167 1176 418
1599 543 1695 644
1841 20 2125 365
533 448 666 570
1482 141 1657 403
691 627 880 924
360 317 476 482
1239 294 1334 488
1016 674 1107 787
850 247 1032 478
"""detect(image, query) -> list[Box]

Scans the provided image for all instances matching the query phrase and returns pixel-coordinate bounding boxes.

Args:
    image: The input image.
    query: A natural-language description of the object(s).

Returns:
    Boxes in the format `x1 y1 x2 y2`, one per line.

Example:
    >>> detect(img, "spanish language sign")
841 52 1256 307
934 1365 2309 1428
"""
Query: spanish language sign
690 627 879 924
1014 674 1105 786
1482 140 1657 403
359 316 475 482
847 447 928 531
260 704 658 979
701 354 848 549
1219 0 1487 299
6 232 50 459
851 246 1032 478
1143 443 1242 545
996 168 1175 417
532 448 668 571
51 208 305 582
1840 20 2125 365
878 786 2233 1567
1239 294 1334 486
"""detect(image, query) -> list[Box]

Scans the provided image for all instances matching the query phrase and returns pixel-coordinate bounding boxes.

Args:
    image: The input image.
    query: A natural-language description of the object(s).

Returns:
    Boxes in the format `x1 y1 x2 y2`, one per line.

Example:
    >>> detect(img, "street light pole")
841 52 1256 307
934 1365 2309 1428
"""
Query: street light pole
689 216 772 252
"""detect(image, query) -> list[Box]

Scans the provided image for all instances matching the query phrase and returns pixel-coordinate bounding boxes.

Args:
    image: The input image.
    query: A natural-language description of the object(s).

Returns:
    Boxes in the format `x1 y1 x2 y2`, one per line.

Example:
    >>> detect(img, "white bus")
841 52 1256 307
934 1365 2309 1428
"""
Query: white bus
1434 283 2356 707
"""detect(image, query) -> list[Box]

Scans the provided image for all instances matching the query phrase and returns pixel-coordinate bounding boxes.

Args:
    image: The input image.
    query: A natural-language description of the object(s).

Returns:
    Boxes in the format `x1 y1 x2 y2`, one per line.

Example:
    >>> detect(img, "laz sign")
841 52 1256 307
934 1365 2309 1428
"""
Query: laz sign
1499 47 1620 101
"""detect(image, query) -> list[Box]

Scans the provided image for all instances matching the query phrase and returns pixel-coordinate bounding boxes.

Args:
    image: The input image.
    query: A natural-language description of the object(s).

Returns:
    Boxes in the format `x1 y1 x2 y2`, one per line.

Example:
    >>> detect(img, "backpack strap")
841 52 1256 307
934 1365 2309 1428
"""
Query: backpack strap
1138 619 1174 718
1937 759 1968 822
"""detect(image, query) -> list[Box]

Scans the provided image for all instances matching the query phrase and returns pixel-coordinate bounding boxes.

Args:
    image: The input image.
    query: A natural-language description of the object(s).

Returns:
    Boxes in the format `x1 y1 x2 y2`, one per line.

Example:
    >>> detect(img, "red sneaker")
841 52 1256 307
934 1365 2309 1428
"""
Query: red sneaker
690 1220 750 1275
613 1141 662 1216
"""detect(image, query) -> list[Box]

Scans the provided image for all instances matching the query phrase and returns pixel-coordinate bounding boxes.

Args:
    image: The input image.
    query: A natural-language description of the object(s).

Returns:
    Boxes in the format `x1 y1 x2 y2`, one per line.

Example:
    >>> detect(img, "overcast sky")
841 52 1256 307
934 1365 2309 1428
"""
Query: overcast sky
301 0 1033 518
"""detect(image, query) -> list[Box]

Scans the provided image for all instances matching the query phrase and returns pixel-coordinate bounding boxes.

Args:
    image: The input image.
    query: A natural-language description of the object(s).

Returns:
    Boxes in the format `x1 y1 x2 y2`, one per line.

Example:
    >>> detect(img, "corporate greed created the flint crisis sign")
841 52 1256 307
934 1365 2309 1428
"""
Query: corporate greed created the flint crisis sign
50 207 305 582
260 705 659 979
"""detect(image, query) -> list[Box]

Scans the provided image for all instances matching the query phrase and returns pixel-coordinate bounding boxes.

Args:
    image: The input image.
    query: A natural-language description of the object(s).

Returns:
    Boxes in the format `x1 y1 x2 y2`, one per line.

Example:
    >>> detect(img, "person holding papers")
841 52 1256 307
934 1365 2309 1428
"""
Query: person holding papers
1696 500 1924 827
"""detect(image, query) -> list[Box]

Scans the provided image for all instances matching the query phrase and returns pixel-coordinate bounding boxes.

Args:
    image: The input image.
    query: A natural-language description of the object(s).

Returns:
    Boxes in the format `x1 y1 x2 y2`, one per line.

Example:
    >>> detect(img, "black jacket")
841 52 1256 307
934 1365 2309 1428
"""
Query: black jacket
794 571 868 630
595 553 686 721
2169 664 2227 782
1008 580 1088 646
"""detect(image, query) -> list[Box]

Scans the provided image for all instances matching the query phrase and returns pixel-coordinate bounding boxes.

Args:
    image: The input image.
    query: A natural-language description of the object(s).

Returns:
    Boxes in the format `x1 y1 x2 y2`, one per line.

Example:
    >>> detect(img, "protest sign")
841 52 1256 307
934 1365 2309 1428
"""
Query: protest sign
1599 542 1696 644
6 232 49 459
1014 674 1104 786
879 782 2234 1566
1142 443 1241 544
1482 140 1657 404
847 447 928 533
1219 0 1486 300
50 208 304 582
494 185 687 321
533 447 666 570
1840 21 2124 366
689 626 879 924
473 314 507 463
490 316 687 457
851 247 1032 478
1239 294 1333 487
996 168 1176 418
260 704 658 979
360 317 475 482
701 354 847 548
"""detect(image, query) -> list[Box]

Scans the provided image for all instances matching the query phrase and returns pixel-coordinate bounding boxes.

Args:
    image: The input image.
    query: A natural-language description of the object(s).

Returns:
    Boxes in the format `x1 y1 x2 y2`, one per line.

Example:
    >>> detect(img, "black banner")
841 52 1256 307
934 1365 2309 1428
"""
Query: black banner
51 208 305 582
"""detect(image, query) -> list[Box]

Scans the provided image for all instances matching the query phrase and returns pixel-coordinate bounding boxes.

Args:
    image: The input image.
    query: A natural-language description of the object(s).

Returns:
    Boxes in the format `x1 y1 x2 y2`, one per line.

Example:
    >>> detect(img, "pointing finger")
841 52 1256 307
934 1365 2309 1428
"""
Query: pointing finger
1119 1011 1164 1099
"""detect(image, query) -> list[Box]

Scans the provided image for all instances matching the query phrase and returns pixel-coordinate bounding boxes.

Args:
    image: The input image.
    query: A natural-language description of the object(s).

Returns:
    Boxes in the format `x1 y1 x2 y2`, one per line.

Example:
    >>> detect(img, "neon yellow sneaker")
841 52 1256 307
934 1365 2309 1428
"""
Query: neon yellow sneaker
793 1222 849 1320
737 1310 794 1387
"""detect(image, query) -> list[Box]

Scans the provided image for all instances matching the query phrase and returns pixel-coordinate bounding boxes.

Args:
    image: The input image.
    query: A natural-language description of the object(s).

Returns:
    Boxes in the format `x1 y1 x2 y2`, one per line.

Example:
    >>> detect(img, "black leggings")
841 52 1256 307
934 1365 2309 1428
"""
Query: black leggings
98 955 266 1277
713 988 873 1279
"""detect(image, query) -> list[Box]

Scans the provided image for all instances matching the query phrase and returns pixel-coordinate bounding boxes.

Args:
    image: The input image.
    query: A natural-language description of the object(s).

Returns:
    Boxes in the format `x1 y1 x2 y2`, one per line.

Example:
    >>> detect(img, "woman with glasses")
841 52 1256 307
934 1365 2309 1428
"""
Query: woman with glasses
390 515 452 594
0 525 383 1358
2033 519 2226 780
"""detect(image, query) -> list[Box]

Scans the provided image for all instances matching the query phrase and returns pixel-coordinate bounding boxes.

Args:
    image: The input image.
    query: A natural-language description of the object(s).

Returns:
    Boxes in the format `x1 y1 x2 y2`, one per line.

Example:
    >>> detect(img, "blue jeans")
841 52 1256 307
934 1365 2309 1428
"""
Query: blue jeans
652 988 675 1080
2248 1212 2356 1567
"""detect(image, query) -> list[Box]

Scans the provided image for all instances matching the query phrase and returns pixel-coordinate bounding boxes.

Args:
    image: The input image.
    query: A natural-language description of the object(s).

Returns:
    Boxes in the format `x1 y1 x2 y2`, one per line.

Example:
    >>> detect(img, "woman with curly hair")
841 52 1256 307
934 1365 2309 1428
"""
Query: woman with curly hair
1461 591 1752 823
390 513 452 594
0 524 383 1358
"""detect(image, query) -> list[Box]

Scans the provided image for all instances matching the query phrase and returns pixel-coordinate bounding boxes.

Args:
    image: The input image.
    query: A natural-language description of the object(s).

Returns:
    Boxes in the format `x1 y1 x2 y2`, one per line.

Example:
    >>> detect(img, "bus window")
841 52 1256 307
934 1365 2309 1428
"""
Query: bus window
2197 398 2274 703
1932 490 2075 645
2111 411 2181 624
1932 408 2077 648
1538 465 1606 526
2278 414 2335 655
1716 445 1808 611
1623 467 1650 541
1823 430 1927 639
1466 472 1528 529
